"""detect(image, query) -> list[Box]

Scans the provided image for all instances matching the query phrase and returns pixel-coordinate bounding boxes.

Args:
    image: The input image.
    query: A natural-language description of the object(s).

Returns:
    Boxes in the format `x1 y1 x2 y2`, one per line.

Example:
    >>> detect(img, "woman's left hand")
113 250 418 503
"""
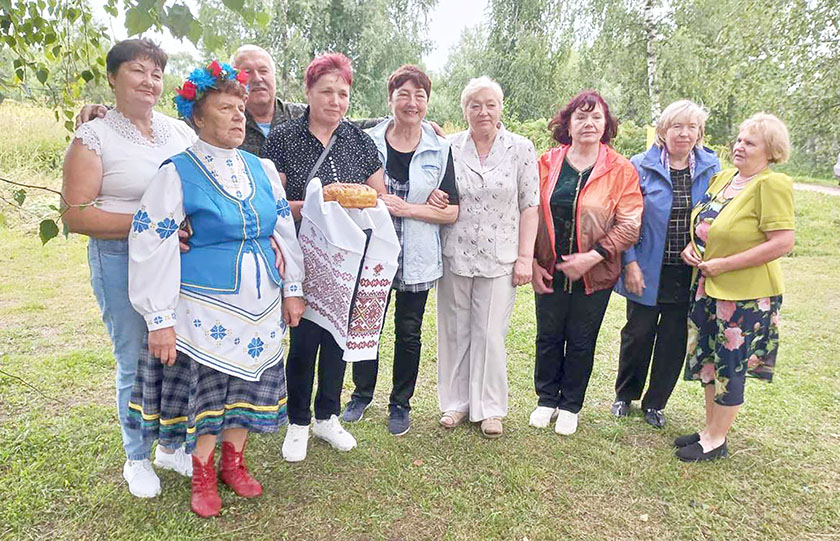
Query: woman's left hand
270 237 286 279
556 251 602 282
512 256 533 286
282 297 305 327
698 257 729 277
381 194 412 217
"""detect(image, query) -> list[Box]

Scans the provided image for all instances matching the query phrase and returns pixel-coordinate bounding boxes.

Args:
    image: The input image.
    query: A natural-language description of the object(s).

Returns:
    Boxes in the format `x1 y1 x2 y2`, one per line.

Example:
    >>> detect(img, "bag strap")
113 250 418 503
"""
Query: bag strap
303 133 338 195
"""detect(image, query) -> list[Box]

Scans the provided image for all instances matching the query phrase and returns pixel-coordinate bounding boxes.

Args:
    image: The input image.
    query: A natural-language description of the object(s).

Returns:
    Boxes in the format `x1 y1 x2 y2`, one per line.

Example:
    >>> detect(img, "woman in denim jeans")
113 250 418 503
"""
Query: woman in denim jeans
61 39 197 498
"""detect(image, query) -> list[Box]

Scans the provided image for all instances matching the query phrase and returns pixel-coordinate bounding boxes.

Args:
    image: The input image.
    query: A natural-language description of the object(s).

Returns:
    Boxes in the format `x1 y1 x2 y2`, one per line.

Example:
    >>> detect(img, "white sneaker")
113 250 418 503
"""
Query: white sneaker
154 445 193 477
283 423 310 462
312 415 357 451
554 409 579 435
529 406 559 428
123 459 161 498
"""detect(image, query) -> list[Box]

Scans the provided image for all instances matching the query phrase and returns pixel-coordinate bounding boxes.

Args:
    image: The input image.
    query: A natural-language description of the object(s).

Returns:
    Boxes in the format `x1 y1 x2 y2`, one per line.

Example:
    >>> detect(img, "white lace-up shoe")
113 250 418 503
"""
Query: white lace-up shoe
123 459 161 498
529 406 559 428
312 415 357 451
282 424 310 462
554 409 579 435
154 445 193 477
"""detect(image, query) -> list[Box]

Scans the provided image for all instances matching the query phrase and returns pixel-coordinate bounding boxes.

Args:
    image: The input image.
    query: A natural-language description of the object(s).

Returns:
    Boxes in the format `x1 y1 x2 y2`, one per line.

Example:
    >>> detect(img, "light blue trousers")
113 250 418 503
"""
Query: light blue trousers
87 238 151 461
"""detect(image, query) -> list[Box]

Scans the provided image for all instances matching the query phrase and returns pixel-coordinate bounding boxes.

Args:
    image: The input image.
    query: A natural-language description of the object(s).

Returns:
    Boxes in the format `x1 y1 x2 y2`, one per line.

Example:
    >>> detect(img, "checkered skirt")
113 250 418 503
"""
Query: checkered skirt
126 338 287 453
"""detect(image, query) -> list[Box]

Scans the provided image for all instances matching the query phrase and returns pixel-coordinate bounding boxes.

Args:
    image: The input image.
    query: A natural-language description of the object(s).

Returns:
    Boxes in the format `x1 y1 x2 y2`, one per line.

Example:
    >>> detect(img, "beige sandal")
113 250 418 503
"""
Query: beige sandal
480 417 503 439
439 411 468 429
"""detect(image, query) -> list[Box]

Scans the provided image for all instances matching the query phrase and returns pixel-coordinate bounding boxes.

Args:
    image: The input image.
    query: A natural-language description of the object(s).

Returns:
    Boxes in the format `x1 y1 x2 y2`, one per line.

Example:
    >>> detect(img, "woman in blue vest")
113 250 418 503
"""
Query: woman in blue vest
612 100 721 427
125 61 305 517
341 65 459 436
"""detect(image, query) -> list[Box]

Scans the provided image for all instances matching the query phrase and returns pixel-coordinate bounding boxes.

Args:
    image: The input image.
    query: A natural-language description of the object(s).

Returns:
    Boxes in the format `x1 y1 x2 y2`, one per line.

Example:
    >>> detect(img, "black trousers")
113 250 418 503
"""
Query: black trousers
286 318 348 425
350 289 429 410
534 278 612 414
615 267 691 411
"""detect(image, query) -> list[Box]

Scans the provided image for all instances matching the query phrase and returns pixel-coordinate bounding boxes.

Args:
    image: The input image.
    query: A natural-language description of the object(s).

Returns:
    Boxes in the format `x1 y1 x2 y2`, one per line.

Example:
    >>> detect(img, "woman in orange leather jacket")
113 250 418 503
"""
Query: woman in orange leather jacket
529 90 643 436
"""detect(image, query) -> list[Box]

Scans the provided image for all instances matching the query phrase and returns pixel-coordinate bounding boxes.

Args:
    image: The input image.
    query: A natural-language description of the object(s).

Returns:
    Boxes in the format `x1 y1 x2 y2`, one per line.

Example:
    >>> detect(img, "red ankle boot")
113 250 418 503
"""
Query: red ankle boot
190 450 222 518
219 441 263 498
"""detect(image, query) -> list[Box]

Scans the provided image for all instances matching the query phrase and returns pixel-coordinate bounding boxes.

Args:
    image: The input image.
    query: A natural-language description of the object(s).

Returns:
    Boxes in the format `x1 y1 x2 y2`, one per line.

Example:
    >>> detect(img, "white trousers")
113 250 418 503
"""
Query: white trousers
436 262 516 421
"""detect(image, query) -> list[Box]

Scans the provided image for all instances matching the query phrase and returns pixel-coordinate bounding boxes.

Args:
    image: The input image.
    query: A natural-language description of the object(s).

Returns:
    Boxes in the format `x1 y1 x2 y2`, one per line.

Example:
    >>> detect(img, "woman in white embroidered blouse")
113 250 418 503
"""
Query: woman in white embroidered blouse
126 63 305 518
435 76 539 438
61 39 197 499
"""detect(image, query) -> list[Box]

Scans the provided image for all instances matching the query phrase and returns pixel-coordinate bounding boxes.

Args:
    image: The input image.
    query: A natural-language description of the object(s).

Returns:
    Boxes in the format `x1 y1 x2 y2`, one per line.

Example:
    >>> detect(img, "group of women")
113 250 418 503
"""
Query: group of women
62 38 795 517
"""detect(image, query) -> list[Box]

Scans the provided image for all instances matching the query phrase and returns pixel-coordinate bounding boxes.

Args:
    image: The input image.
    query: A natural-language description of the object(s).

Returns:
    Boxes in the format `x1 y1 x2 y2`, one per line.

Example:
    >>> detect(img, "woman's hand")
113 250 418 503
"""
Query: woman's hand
149 327 177 366
512 255 533 286
282 297 305 327
381 193 412 217
623 261 645 296
426 189 449 210
698 258 730 277
270 237 286 279
75 104 107 128
681 243 703 267
531 259 554 294
556 251 602 282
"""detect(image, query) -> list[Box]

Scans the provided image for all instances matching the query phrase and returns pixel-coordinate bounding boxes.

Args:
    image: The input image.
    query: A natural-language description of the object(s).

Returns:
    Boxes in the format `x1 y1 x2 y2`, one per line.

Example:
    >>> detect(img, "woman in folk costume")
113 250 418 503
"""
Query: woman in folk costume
125 61 305 517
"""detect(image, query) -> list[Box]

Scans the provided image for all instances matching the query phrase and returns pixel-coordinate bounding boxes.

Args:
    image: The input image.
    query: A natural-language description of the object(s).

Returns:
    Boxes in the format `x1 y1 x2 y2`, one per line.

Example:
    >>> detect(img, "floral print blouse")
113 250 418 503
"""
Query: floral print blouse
441 126 539 278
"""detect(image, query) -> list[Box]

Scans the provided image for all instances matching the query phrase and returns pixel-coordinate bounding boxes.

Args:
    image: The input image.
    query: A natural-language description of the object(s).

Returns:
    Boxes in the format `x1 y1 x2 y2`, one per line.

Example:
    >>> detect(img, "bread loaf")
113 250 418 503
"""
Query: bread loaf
322 182 378 208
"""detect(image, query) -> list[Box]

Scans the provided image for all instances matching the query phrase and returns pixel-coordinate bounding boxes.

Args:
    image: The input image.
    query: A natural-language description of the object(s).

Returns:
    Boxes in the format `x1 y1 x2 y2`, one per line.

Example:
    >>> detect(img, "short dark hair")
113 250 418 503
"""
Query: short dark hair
106 39 168 77
548 90 618 145
192 77 248 119
387 65 431 99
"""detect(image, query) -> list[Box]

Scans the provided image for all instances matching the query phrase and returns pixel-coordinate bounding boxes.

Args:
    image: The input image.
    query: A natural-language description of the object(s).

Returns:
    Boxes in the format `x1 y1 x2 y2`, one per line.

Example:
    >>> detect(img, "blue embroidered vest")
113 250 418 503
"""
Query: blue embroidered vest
166 149 282 295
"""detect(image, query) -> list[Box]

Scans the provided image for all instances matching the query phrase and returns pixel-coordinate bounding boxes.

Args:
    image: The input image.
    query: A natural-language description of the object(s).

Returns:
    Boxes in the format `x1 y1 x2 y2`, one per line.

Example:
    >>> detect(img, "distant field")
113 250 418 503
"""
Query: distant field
1 102 839 540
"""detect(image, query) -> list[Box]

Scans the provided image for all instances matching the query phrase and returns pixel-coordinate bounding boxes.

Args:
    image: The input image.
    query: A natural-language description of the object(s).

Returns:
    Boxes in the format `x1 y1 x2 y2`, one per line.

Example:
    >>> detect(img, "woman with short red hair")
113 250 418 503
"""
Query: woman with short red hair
261 52 385 462
530 90 643 435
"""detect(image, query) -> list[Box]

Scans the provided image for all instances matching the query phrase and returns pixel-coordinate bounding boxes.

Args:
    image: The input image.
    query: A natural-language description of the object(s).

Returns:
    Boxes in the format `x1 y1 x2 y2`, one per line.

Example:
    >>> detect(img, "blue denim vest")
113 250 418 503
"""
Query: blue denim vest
366 119 450 284
167 149 282 295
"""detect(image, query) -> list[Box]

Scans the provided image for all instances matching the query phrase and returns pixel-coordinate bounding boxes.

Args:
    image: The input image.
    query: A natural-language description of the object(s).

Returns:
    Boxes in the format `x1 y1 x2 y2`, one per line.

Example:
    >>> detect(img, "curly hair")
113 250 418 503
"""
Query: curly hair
548 90 618 145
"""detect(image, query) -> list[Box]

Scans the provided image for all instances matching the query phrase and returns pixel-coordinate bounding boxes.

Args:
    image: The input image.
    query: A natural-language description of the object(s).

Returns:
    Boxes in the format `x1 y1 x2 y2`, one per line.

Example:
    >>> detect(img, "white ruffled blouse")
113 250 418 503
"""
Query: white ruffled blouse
128 139 304 381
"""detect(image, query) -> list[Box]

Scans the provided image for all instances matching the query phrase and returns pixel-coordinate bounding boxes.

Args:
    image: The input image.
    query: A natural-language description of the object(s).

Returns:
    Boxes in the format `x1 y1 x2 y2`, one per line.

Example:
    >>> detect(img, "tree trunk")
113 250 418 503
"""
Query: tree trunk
644 0 661 124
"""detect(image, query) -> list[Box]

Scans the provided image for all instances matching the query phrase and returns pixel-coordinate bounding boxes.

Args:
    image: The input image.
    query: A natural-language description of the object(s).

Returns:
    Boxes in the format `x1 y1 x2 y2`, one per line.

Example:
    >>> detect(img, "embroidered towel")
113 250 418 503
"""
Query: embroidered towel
299 180 399 361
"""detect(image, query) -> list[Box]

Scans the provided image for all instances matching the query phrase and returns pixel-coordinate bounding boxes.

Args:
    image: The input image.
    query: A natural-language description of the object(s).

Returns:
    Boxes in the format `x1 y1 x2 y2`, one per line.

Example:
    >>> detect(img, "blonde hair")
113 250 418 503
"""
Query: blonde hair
654 99 709 149
460 76 504 116
739 113 791 164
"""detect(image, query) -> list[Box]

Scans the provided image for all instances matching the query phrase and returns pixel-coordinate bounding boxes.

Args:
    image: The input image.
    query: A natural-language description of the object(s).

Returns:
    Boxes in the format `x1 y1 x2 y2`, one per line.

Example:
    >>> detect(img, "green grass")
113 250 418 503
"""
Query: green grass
1 104 839 540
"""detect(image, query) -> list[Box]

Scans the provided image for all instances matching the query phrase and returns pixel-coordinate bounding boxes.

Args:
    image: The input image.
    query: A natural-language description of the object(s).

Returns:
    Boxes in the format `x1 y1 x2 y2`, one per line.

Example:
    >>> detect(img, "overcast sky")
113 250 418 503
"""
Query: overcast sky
91 0 489 72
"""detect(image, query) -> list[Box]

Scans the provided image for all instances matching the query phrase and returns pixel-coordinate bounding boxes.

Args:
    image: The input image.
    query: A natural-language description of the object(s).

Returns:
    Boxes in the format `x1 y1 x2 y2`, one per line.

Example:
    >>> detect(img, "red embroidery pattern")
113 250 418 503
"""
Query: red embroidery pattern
299 222 354 338
346 257 392 351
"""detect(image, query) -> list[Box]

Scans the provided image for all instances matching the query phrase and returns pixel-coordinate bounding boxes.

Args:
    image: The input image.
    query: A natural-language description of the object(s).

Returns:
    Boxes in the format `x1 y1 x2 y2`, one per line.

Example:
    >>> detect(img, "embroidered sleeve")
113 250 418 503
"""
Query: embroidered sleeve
74 123 102 156
128 163 185 330
261 158 305 296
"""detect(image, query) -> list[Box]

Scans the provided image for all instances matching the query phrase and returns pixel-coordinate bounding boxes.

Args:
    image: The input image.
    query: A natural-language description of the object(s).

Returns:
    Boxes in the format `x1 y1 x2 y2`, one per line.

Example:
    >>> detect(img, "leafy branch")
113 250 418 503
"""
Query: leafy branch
0 174 94 244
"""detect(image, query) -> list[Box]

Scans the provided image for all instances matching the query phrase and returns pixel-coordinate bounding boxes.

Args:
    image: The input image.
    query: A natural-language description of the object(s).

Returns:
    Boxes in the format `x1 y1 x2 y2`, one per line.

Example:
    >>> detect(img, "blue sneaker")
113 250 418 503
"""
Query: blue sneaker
388 406 411 436
342 398 371 423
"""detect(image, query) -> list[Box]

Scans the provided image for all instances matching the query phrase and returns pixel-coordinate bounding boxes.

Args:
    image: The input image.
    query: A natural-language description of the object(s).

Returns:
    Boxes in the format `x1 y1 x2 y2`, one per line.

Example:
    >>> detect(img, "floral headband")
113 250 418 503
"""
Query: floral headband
174 60 249 119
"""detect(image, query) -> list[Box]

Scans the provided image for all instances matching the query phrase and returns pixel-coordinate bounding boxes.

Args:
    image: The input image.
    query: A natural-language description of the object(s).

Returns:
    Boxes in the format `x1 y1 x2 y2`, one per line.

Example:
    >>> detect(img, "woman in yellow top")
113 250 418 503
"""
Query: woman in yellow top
676 113 795 462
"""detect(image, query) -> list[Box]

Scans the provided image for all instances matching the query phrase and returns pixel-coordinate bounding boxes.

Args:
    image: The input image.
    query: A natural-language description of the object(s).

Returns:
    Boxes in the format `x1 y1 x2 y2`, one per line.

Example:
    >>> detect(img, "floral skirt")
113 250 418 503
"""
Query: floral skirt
684 276 781 406
126 340 287 453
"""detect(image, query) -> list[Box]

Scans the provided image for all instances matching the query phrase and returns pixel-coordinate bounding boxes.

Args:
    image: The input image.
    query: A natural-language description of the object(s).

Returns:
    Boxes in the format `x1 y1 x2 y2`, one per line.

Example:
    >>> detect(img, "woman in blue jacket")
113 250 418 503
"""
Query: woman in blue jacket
613 100 721 427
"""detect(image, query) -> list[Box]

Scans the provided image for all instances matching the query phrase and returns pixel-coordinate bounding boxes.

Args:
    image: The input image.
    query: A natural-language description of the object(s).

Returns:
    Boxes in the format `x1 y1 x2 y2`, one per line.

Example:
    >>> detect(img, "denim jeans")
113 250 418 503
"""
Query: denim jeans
88 237 151 460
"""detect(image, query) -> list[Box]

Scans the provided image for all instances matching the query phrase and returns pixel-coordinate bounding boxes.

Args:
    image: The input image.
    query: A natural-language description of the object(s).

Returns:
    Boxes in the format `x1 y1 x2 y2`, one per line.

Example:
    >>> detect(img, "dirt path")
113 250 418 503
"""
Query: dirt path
794 182 840 196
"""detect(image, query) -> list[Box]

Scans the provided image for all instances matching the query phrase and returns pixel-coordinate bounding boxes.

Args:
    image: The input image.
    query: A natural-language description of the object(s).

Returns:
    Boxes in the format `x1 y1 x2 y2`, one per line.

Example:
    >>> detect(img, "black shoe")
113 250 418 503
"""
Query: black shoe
643 408 666 428
388 406 411 436
675 441 728 462
673 433 701 448
342 398 372 423
610 400 630 417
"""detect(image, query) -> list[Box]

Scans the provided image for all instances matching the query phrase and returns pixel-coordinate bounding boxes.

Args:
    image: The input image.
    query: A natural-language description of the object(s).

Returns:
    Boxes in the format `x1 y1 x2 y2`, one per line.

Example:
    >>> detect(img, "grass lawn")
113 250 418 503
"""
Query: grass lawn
1 103 839 540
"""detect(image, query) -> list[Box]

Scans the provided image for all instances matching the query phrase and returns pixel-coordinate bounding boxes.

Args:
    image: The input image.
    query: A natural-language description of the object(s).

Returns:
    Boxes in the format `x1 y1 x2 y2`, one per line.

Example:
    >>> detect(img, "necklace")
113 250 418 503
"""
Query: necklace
729 172 756 190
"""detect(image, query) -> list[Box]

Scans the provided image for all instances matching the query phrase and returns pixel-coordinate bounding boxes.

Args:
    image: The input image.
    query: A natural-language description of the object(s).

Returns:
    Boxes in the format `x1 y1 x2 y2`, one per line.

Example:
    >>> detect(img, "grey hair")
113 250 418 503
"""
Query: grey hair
231 44 276 74
654 99 709 149
459 76 504 116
